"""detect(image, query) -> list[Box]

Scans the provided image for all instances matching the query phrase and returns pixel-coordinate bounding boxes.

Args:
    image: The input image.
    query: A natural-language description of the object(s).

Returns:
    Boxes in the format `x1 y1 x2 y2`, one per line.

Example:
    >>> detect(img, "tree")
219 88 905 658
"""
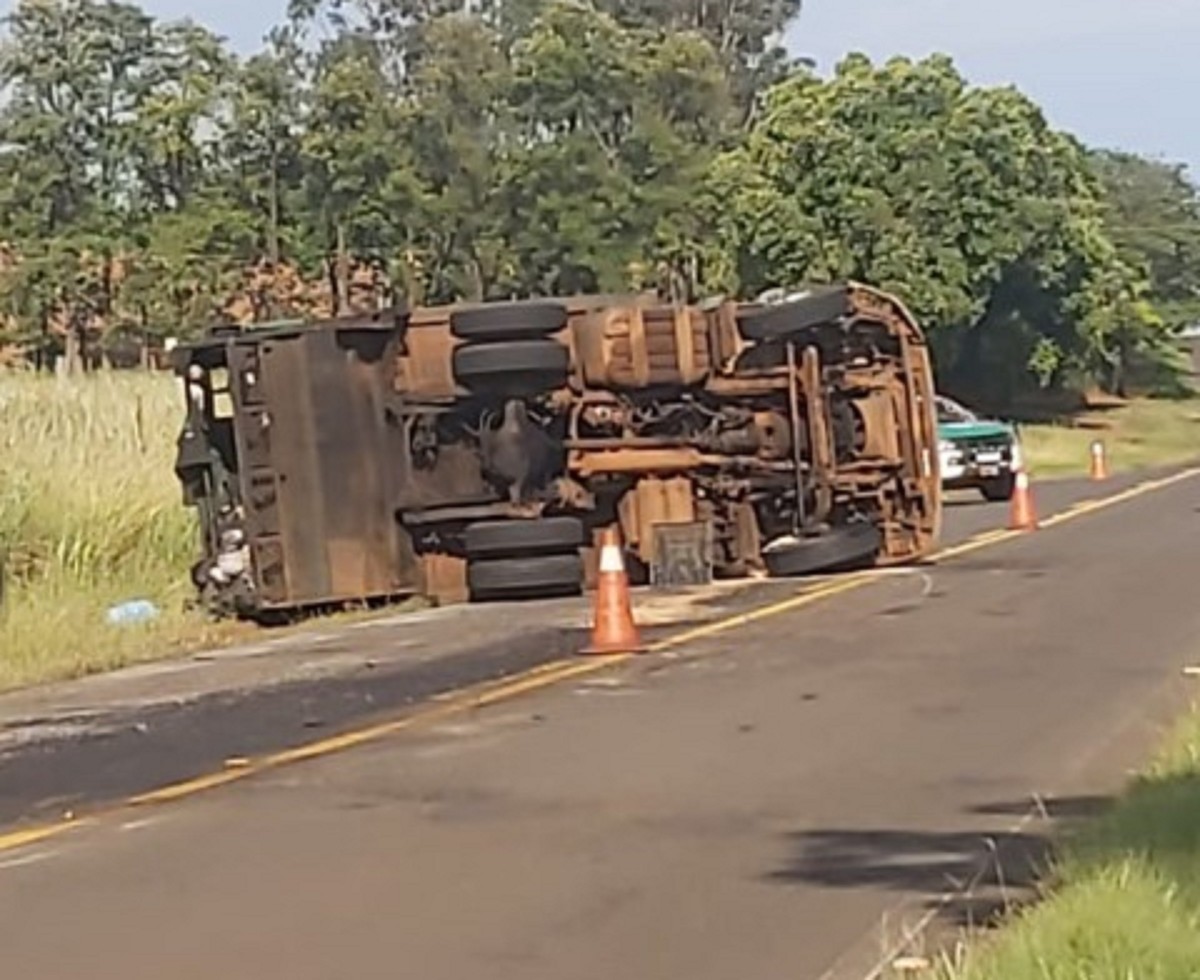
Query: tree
500 2 733 296
624 29 736 297
707 54 1164 404
127 20 231 213
301 33 421 311
593 0 803 105
0 0 1182 404
0 0 158 224
0 0 159 366
224 31 309 268
117 195 258 341
286 0 461 82
500 2 642 294
1091 150 1200 331
406 14 512 302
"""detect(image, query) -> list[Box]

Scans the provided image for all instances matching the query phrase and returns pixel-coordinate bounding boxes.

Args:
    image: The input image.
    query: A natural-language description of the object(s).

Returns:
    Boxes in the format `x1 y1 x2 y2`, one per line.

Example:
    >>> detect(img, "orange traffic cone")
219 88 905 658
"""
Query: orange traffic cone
581 527 645 656
1089 440 1109 481
1009 468 1038 531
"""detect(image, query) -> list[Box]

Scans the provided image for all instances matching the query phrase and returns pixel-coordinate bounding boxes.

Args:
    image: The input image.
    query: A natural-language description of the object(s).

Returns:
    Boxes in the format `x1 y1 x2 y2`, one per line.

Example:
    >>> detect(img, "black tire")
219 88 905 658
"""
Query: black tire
468 553 584 601
763 523 883 578
464 517 585 559
451 301 568 341
980 474 1016 502
452 339 569 389
737 286 853 342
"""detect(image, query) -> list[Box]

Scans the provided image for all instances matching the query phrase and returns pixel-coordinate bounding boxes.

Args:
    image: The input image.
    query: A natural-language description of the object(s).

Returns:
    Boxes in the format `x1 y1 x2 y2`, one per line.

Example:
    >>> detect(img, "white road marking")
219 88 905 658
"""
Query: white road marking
119 818 160 833
0 850 57 871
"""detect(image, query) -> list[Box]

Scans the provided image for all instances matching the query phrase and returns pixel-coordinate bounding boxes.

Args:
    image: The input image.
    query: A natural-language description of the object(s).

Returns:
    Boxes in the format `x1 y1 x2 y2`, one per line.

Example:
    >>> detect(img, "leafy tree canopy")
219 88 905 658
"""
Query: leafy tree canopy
708 54 1174 402
0 1 1192 400
1089 149 1200 332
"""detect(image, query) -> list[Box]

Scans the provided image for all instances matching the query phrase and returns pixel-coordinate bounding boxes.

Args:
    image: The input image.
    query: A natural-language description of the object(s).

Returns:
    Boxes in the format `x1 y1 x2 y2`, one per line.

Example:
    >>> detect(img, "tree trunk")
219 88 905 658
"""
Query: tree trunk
64 320 84 377
467 256 485 303
268 144 281 265
398 249 425 307
37 309 49 372
1114 337 1130 399
335 223 350 314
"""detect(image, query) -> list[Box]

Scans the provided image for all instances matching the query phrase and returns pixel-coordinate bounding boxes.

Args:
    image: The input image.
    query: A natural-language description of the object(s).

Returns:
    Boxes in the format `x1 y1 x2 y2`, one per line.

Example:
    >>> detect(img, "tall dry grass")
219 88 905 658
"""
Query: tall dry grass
0 371 240 690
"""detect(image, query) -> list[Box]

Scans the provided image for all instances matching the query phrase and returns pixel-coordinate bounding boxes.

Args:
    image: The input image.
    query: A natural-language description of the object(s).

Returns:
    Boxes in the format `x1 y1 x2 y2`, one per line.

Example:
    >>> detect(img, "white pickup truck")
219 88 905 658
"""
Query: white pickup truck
936 395 1023 501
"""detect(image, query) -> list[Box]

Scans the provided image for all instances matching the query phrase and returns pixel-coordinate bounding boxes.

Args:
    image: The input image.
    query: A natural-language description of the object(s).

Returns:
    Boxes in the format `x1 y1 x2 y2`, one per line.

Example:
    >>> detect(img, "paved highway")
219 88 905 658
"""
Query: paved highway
2 470 1199 980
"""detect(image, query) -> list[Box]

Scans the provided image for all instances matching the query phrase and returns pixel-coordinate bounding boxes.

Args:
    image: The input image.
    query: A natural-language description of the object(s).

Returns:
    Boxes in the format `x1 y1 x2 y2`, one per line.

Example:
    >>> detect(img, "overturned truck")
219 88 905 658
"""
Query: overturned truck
173 283 941 618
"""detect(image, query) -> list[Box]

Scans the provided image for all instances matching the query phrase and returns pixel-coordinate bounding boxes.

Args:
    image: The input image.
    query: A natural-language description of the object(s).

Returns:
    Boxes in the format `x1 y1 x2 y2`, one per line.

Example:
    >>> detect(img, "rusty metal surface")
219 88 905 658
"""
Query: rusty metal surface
844 283 942 561
649 521 714 587
618 477 697 563
571 448 709 477
563 284 943 570
174 281 943 616
419 553 469 605
173 316 423 617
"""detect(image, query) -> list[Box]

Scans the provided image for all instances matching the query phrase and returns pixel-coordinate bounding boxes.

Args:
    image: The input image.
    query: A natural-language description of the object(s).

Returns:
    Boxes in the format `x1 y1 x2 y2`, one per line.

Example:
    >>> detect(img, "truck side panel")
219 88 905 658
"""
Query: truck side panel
180 321 423 616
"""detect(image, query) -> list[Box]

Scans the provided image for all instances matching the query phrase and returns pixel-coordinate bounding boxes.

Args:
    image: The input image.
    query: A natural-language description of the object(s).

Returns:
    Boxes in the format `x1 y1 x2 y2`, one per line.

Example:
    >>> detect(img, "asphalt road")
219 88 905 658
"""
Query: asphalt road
2 471 1200 980
0 475 1122 829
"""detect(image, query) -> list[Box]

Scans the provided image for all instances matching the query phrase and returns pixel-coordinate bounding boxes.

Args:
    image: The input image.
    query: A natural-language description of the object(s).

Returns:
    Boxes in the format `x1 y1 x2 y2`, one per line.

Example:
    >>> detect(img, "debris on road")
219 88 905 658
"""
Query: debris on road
105 599 160 627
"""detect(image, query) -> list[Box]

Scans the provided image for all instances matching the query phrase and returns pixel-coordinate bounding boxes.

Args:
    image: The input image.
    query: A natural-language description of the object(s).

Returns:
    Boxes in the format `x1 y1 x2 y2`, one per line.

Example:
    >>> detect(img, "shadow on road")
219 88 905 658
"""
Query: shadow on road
766 795 1112 929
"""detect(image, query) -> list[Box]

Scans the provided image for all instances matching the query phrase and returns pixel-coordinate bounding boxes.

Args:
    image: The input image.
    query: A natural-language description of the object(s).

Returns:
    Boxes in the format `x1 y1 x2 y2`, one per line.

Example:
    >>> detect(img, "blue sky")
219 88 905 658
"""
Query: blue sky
3 0 1198 172
791 0 1200 173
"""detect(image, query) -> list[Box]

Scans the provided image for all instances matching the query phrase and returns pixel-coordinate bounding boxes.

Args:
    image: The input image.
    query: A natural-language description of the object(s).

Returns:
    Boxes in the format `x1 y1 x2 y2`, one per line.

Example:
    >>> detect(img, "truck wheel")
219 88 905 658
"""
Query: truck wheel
464 517 585 559
467 554 584 601
451 301 568 341
762 523 882 578
980 474 1016 502
452 340 569 390
737 286 853 342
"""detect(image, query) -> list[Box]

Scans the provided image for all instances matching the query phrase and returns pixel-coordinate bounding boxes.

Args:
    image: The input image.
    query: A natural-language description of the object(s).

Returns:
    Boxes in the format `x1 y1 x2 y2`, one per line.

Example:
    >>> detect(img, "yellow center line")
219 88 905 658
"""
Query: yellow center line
646 573 877 653
1 465 1197 856
932 528 1019 561
0 819 90 852
127 769 260 807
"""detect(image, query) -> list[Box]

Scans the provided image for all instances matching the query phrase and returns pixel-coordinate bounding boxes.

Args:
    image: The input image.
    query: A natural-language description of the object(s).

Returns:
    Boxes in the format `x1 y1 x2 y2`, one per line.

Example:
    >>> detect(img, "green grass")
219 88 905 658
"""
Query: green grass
0 371 250 690
1020 397 1200 478
946 709 1200 980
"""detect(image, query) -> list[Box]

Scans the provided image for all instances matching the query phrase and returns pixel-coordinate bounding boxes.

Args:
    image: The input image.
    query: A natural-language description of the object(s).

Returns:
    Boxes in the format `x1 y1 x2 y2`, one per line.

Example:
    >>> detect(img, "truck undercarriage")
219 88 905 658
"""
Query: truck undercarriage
173 283 941 619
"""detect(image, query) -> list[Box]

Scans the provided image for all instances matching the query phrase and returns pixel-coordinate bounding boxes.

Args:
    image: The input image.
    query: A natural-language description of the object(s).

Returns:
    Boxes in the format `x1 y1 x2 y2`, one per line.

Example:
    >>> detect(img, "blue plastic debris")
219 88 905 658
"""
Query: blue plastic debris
106 599 160 626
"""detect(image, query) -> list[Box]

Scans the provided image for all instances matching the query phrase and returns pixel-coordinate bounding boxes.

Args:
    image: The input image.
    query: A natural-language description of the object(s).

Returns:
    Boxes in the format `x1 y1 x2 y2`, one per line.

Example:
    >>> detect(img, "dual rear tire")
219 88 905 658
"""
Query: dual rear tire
451 302 570 395
464 516 585 602
453 304 580 602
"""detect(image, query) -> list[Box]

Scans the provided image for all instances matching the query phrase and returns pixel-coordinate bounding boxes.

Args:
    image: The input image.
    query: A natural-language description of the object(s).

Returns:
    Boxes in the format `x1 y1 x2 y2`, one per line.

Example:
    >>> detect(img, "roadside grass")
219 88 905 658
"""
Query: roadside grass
0 371 252 690
1020 397 1200 478
947 708 1200 980
0 371 431 691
